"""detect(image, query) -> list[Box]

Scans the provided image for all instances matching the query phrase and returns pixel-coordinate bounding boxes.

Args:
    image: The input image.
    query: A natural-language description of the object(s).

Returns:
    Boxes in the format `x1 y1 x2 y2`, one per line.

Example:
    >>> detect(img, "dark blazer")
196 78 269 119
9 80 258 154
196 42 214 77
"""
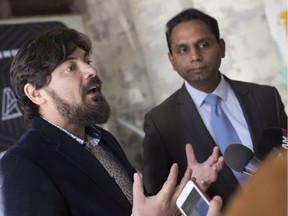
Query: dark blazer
142 76 287 207
0 117 135 216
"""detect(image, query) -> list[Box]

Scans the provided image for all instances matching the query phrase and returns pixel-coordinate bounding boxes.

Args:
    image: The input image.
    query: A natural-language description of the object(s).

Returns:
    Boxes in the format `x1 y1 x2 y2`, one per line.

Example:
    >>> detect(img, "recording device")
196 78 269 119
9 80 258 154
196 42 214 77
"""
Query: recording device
176 180 210 216
224 144 261 175
224 127 287 175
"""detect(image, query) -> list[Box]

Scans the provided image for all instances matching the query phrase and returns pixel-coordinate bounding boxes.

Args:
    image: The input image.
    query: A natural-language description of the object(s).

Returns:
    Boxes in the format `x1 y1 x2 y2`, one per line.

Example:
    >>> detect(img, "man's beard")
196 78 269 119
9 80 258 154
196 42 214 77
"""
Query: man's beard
46 80 110 127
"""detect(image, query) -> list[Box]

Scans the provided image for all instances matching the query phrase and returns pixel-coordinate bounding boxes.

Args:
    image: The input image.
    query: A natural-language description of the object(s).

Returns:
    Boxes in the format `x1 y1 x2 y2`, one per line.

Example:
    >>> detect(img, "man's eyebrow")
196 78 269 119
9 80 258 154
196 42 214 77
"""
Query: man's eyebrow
175 43 187 47
173 43 188 50
197 37 212 42
173 37 213 48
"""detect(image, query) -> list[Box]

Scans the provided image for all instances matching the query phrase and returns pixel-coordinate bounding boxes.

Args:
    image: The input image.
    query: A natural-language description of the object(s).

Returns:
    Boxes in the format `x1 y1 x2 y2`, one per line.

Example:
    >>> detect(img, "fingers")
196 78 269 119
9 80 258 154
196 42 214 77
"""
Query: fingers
172 169 193 216
132 172 145 204
206 196 223 216
173 168 192 200
206 146 220 166
166 163 179 188
208 156 224 183
215 156 224 172
157 163 179 201
185 143 196 167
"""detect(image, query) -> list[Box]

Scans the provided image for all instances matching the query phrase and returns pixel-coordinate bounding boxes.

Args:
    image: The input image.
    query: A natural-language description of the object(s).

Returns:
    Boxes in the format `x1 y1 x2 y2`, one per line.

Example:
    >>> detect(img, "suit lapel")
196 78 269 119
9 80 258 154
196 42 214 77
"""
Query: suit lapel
225 77 263 154
177 85 216 159
34 118 132 212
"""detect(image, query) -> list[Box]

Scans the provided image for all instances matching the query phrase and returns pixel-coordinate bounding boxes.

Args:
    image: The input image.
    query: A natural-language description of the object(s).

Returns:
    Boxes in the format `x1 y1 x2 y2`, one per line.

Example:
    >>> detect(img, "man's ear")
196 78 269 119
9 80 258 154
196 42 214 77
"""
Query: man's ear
24 83 45 105
168 52 176 71
219 39 226 58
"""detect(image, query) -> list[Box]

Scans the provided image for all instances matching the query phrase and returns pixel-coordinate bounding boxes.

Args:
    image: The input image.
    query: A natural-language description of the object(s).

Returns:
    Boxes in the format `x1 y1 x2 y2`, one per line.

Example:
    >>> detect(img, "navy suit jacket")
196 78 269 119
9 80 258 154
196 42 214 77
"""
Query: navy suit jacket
0 117 135 216
142 76 287 207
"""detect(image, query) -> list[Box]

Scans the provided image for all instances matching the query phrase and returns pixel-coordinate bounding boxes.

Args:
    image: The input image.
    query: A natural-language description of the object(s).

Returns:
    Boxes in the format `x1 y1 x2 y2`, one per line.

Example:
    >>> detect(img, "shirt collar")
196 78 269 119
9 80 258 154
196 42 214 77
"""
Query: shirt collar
41 117 101 145
184 73 229 107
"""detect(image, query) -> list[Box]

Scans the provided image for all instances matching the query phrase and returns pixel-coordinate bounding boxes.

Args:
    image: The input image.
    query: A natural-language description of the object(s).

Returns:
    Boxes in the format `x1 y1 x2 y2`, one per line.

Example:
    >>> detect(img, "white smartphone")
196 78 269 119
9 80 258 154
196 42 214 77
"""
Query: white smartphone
176 180 210 216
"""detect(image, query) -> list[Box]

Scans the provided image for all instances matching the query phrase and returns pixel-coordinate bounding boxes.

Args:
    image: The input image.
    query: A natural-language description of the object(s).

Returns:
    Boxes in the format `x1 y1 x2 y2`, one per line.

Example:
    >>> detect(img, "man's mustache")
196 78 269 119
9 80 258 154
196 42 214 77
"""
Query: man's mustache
82 76 102 95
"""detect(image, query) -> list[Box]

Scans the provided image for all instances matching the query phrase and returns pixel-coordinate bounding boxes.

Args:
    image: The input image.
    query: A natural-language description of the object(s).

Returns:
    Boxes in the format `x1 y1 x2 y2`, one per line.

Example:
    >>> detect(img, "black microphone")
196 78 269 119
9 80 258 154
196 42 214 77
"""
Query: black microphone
224 144 261 175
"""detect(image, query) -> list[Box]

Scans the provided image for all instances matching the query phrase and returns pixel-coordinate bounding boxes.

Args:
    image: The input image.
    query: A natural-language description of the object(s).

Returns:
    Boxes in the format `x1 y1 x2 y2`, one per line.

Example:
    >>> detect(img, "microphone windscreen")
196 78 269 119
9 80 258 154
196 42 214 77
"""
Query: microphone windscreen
224 144 254 172
258 128 282 157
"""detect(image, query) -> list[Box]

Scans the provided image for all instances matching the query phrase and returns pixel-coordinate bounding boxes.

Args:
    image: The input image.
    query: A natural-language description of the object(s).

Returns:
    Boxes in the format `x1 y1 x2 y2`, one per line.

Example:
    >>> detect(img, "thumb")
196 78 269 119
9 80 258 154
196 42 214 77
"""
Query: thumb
207 196 223 216
186 143 196 166
132 172 145 204
157 163 179 202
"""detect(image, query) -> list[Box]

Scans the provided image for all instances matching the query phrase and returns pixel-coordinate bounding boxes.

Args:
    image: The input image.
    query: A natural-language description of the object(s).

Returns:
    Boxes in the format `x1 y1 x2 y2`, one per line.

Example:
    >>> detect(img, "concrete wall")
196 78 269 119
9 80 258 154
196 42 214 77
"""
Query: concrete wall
0 0 286 170
81 0 287 170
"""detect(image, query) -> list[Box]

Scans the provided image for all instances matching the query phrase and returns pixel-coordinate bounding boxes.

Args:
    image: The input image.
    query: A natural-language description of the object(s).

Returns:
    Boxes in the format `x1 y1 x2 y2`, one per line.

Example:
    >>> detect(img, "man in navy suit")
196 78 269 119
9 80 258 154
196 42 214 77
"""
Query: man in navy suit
0 28 223 216
0 28 135 216
142 8 287 208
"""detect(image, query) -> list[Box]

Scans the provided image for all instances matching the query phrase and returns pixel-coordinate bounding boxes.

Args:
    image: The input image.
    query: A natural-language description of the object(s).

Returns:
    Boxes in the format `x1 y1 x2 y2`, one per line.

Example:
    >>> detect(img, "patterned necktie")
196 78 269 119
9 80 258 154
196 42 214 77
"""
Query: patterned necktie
205 94 248 183
85 137 133 203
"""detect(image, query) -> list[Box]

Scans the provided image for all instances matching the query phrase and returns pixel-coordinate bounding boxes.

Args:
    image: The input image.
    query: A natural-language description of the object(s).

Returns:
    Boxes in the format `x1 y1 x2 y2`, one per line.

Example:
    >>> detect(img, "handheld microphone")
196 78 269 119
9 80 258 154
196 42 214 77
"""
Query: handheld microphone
224 144 261 175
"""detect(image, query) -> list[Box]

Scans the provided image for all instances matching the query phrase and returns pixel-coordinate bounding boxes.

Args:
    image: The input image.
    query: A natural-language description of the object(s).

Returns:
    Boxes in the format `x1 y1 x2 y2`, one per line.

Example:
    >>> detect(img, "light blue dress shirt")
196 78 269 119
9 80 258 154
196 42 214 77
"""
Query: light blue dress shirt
184 74 253 151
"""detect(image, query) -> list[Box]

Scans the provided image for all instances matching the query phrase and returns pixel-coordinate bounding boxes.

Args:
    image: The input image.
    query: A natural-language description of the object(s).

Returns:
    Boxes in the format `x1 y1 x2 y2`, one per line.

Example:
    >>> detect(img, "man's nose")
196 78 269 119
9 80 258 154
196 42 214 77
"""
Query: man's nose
189 48 202 62
83 63 97 78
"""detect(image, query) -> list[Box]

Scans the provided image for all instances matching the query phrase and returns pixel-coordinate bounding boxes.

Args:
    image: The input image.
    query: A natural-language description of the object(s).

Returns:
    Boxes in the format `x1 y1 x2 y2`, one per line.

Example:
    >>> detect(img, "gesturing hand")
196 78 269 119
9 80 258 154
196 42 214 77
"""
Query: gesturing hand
132 163 192 216
186 144 224 191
